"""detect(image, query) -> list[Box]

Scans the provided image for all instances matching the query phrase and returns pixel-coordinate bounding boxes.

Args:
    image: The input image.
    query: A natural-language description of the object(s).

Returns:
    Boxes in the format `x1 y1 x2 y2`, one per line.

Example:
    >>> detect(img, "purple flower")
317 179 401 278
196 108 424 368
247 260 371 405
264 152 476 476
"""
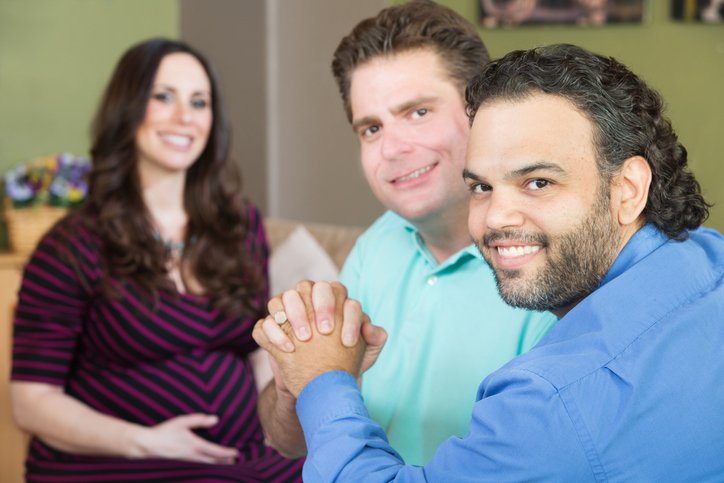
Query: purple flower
4 153 91 206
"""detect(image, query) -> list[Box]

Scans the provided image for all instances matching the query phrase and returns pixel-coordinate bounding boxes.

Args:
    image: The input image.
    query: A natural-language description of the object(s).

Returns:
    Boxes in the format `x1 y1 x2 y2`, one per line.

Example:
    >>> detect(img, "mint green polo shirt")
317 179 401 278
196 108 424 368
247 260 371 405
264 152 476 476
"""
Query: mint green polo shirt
340 211 558 466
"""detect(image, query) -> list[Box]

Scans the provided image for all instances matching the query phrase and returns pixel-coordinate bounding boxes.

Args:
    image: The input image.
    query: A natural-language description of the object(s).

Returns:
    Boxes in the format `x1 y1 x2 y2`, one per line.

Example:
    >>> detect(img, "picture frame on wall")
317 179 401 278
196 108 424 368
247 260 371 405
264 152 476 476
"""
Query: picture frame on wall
479 0 649 28
671 0 724 22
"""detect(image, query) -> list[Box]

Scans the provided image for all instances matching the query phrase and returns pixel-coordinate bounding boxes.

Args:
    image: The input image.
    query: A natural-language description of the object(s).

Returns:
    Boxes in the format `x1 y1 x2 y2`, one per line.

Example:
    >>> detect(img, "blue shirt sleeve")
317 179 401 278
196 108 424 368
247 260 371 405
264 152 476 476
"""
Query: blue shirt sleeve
296 371 595 482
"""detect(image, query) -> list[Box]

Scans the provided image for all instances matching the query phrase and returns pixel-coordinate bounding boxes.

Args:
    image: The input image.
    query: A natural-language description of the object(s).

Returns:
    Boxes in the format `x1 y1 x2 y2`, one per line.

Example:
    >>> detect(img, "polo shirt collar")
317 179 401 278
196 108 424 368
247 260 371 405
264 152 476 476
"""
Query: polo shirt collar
402 221 477 270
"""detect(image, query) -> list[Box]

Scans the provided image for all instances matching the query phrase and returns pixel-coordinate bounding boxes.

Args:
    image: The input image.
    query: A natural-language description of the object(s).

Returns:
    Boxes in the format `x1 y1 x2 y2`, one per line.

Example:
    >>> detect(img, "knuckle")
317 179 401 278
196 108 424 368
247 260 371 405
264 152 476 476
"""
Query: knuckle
313 280 332 292
331 281 349 298
295 280 314 292
267 294 283 310
345 298 362 312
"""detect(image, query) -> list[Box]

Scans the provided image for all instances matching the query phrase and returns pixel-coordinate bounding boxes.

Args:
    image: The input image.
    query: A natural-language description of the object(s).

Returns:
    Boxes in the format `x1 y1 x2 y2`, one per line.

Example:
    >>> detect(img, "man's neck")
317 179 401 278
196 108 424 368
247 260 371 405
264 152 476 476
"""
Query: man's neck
409 203 471 264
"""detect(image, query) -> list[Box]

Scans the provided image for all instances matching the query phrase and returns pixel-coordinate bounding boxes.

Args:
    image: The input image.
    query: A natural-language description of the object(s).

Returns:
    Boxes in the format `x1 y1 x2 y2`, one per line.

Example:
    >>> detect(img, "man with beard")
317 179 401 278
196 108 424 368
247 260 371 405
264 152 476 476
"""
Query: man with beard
253 44 724 481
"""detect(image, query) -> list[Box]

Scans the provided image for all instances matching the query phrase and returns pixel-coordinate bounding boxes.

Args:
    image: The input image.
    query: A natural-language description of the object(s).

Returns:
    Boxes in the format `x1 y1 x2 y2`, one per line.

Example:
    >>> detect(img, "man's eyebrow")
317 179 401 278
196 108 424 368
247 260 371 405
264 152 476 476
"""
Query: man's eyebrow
352 116 376 133
462 162 566 184
390 95 440 116
507 162 566 180
352 95 441 133
462 168 484 182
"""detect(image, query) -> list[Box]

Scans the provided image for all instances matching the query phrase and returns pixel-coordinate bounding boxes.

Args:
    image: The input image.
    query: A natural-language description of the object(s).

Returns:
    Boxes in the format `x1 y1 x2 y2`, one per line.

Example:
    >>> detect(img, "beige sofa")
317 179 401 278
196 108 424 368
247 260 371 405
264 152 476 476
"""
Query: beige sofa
265 219 365 271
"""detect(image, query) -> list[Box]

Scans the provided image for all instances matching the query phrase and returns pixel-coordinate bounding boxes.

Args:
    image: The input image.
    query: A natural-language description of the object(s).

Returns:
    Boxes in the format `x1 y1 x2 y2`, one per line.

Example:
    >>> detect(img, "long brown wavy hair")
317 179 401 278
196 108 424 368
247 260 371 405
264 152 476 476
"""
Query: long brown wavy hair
80 38 265 318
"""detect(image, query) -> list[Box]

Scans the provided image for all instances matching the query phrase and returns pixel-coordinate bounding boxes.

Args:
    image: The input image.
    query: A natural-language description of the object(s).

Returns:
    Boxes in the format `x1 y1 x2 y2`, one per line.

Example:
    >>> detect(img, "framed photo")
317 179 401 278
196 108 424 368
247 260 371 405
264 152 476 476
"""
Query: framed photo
671 0 724 22
479 0 648 28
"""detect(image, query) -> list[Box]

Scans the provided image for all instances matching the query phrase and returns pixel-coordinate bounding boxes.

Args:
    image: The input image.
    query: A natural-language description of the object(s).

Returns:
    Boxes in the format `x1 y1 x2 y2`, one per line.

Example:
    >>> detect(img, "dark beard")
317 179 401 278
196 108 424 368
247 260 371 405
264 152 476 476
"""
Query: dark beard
475 188 621 313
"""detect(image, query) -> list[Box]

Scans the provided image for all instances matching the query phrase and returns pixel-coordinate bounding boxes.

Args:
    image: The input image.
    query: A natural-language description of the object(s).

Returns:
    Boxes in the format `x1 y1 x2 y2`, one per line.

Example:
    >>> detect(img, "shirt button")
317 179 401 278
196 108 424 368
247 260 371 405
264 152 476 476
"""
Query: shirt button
427 275 438 285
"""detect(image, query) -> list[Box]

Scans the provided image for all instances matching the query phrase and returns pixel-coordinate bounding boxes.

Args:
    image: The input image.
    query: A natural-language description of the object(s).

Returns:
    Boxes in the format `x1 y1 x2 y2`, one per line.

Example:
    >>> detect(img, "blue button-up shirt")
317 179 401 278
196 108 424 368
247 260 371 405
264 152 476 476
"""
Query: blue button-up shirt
296 225 724 482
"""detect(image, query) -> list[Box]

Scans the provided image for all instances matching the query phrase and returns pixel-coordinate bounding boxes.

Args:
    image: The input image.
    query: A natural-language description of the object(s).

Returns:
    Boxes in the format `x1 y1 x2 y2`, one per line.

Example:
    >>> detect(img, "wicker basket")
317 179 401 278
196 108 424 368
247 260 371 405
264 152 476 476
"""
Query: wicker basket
3 198 68 254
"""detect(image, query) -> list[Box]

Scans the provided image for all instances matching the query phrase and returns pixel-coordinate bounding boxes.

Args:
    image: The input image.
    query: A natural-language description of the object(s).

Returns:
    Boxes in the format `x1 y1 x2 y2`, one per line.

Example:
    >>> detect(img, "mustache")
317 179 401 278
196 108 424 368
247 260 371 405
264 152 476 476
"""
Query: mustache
480 230 549 247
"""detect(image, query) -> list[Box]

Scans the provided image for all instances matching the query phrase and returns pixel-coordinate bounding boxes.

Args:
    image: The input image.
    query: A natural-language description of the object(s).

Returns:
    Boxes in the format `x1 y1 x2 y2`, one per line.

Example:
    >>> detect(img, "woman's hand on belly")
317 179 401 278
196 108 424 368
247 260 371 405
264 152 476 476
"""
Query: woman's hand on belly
11 381 238 464
131 413 239 464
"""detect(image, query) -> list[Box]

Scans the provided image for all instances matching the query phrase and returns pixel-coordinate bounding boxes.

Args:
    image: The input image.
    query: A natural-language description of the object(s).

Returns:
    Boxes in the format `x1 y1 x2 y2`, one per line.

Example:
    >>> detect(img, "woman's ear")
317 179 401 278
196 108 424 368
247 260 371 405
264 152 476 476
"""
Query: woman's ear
614 155 652 227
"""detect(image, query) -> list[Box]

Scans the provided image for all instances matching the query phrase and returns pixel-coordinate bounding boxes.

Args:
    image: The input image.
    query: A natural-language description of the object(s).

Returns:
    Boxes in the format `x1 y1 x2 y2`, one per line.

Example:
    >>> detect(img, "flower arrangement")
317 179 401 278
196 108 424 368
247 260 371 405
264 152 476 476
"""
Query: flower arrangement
4 153 92 208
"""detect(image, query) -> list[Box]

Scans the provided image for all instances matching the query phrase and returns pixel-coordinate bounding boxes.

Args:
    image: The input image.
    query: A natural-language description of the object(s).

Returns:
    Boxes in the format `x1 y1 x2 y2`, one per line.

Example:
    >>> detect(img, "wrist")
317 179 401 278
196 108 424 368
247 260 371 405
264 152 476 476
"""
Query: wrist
124 424 151 459
275 383 298 407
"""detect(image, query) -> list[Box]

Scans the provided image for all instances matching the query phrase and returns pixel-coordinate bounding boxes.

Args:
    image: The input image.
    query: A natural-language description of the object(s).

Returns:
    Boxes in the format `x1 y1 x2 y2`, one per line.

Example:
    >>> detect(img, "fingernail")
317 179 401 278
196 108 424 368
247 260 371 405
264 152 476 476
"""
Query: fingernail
320 319 332 332
298 327 310 339
343 333 355 346
285 342 294 352
372 325 377 335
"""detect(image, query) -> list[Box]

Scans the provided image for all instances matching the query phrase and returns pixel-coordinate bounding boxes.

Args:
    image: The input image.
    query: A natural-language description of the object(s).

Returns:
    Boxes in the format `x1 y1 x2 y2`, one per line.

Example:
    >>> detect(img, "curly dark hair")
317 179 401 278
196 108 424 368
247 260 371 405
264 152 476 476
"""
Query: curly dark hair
465 44 710 240
79 38 266 318
332 0 489 123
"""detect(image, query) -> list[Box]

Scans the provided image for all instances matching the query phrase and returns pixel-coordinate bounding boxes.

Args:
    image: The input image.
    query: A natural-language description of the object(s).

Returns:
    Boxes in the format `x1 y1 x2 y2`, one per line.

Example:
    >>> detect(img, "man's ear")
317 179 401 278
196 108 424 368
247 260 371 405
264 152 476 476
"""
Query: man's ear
614 155 652 227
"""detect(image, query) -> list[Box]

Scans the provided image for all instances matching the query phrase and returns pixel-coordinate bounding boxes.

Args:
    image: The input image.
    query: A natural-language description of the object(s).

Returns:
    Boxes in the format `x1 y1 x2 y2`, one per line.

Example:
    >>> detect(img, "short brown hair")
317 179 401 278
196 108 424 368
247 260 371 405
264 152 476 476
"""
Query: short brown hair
332 0 489 122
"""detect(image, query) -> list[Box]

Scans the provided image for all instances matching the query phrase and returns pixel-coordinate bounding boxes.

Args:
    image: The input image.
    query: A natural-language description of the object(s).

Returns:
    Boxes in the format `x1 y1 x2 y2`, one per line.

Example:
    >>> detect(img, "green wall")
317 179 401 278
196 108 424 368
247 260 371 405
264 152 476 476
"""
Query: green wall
0 0 178 247
1 1 722 245
394 0 724 233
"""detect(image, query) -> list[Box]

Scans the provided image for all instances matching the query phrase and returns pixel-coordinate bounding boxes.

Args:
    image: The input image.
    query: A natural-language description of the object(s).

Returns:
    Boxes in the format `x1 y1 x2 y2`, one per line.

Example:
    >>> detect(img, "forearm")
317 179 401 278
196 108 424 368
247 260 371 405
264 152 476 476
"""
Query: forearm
257 381 307 458
298 372 412 482
11 382 149 458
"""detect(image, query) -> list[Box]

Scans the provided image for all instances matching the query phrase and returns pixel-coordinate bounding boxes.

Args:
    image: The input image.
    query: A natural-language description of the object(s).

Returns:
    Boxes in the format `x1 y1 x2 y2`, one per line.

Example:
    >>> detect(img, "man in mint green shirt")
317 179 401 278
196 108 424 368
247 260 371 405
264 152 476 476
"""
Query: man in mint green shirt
256 0 556 465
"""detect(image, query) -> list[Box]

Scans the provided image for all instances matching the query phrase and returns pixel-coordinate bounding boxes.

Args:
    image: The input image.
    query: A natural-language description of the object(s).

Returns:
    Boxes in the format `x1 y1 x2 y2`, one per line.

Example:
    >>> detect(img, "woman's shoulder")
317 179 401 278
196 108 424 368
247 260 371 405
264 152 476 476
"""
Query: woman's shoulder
241 198 263 228
33 209 103 268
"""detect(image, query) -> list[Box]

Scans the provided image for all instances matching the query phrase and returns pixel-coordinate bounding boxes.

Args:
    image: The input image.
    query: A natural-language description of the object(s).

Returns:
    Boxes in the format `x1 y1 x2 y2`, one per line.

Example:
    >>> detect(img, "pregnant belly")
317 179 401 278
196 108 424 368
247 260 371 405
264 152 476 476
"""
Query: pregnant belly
67 349 263 448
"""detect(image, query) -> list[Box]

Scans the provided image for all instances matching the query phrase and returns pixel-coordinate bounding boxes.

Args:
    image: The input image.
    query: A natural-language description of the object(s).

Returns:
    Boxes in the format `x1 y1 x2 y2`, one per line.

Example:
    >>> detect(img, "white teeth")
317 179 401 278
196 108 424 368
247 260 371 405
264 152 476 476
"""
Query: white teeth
394 165 433 182
497 245 542 257
159 133 192 147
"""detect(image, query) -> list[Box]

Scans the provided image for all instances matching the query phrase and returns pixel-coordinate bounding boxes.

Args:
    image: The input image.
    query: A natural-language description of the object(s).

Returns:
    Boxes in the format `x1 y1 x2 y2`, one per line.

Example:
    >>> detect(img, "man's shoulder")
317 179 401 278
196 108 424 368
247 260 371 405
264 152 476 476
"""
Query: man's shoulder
499 225 724 390
687 226 724 265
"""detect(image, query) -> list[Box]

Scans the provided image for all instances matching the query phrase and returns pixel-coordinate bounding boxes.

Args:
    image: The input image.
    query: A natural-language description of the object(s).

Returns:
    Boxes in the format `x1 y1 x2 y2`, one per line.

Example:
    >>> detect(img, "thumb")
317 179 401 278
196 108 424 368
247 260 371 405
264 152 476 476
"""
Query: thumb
268 353 293 394
361 320 387 349
359 320 387 375
172 413 219 429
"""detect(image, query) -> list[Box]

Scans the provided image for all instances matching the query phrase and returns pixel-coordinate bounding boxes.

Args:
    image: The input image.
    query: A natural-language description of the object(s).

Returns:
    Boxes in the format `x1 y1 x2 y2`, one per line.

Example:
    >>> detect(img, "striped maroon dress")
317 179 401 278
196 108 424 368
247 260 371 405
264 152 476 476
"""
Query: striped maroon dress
11 207 304 482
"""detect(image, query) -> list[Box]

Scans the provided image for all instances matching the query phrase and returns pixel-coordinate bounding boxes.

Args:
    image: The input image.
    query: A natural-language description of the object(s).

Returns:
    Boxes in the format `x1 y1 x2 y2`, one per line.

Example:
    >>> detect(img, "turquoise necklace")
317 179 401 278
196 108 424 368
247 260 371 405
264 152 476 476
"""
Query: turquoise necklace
164 239 185 258
154 233 195 258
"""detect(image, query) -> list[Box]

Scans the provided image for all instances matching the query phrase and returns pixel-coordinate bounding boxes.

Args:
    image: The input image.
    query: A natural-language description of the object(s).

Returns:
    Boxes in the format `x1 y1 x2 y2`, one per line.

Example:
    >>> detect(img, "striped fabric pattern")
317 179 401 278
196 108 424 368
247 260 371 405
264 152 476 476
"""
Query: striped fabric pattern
12 206 303 482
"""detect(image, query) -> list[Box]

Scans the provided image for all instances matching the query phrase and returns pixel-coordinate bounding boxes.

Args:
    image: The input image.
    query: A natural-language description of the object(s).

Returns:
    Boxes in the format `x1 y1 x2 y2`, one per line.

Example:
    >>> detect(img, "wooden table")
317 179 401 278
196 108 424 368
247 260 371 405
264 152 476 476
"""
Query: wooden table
0 251 30 483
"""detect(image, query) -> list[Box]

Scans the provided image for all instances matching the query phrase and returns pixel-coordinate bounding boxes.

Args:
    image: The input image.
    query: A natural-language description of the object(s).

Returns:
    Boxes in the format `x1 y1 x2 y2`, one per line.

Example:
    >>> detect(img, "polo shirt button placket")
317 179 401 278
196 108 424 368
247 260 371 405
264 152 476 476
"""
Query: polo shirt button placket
427 275 438 286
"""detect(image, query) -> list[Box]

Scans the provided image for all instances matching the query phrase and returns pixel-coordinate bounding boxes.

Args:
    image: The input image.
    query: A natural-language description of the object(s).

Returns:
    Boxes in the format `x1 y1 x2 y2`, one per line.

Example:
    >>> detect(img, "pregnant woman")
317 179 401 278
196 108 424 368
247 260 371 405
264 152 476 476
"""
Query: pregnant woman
10 38 303 482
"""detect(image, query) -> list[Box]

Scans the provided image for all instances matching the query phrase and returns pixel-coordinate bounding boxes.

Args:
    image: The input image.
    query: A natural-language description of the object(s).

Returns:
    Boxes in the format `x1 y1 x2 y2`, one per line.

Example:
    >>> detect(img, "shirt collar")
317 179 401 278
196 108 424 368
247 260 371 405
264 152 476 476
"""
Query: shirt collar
402 220 477 270
599 224 669 289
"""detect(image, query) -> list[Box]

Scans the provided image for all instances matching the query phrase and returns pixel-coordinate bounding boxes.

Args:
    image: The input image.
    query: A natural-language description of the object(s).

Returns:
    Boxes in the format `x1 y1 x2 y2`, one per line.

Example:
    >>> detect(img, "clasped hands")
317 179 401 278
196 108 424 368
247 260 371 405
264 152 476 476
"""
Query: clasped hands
252 281 387 398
